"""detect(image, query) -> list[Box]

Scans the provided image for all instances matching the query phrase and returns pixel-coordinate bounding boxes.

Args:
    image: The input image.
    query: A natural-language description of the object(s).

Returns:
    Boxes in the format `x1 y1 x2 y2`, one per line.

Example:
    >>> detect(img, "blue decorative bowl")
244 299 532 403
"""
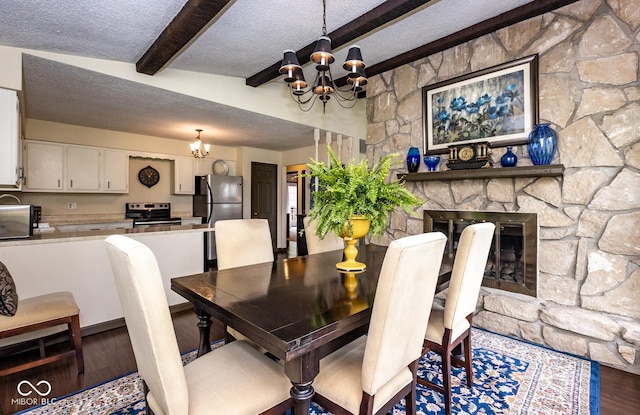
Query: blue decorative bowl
423 155 441 171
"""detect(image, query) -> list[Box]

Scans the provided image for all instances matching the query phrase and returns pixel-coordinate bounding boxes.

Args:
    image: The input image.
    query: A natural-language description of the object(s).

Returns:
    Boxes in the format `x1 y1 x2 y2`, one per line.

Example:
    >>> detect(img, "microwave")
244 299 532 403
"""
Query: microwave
0 205 34 239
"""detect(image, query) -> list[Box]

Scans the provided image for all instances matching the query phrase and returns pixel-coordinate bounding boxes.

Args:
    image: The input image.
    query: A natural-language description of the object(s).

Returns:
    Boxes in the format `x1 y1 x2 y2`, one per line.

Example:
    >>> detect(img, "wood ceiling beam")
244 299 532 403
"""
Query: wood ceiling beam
334 0 581 87
136 0 233 75
245 0 435 88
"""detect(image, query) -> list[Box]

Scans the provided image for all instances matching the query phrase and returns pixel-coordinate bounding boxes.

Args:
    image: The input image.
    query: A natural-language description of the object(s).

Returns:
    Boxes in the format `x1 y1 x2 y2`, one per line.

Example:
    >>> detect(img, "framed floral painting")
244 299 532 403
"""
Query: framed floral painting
423 55 539 155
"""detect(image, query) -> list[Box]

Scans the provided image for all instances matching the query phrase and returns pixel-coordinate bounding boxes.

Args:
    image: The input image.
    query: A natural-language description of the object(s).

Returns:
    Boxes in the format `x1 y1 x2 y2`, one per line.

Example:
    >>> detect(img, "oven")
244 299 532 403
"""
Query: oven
125 202 182 228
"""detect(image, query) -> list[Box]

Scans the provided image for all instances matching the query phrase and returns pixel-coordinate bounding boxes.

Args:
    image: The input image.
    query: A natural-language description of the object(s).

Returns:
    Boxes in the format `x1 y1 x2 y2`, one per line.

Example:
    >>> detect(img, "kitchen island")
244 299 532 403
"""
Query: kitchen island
0 224 214 332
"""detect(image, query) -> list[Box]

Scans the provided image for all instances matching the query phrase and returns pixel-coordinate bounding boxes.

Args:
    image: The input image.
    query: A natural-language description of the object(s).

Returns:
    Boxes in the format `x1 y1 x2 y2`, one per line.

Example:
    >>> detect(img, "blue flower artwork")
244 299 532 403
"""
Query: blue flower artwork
432 72 525 145
423 55 538 154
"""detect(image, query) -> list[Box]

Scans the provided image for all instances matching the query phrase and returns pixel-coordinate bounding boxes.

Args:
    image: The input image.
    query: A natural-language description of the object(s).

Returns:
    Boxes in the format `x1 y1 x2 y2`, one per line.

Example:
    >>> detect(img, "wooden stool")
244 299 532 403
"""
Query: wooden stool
0 292 84 376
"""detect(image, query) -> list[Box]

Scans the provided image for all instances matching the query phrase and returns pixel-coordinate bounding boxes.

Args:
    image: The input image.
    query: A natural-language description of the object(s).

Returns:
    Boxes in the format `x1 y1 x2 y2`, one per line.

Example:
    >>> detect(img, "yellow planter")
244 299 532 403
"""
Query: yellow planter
336 215 370 271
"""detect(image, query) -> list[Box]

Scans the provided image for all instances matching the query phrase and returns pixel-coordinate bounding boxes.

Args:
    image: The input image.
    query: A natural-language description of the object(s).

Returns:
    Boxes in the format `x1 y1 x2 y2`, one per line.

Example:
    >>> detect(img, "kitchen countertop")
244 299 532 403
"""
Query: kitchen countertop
0 223 214 246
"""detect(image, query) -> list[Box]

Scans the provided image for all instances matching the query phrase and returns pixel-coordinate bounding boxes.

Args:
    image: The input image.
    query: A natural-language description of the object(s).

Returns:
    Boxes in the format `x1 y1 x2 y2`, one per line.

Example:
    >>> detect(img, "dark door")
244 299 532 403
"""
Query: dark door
251 162 278 250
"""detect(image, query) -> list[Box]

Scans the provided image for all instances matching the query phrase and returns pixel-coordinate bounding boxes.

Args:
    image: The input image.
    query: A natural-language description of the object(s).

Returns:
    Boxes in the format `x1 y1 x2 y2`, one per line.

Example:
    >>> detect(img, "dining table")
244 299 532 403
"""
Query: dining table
171 244 453 415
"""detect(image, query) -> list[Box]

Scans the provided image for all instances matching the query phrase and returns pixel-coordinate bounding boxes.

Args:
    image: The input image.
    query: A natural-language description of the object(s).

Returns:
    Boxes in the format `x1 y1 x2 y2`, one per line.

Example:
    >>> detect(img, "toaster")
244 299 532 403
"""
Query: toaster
0 205 33 239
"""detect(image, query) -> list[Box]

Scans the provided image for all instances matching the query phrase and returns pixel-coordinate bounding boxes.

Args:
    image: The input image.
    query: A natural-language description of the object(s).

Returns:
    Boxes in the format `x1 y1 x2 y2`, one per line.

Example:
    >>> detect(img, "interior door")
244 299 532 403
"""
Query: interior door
251 162 278 250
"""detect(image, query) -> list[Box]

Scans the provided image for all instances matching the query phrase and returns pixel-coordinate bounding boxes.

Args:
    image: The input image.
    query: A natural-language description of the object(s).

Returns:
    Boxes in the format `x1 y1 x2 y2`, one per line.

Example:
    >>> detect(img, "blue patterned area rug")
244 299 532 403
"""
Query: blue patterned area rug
15 329 599 415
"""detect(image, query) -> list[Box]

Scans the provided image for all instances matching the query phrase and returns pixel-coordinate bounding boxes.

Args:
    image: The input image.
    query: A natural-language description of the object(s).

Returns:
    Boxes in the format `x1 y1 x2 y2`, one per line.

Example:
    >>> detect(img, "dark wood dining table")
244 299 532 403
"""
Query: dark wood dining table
171 244 452 415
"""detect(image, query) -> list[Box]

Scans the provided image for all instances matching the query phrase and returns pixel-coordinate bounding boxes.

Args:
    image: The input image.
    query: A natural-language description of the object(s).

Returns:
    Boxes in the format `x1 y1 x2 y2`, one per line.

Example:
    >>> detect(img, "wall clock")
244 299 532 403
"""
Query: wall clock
138 165 160 187
446 142 492 170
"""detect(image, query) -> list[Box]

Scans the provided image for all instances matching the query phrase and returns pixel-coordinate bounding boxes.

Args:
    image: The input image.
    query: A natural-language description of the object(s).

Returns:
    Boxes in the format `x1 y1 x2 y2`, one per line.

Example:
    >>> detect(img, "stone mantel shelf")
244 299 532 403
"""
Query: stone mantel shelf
398 164 565 182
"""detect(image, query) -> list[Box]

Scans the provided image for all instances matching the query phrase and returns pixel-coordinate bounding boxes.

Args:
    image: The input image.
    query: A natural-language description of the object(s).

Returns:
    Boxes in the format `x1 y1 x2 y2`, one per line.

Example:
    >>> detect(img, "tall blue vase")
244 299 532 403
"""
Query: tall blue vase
527 123 557 165
406 147 420 173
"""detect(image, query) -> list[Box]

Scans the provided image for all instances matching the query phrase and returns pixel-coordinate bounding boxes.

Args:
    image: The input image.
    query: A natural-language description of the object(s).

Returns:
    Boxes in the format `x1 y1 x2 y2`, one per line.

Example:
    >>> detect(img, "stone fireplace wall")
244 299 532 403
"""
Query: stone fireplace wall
366 0 640 374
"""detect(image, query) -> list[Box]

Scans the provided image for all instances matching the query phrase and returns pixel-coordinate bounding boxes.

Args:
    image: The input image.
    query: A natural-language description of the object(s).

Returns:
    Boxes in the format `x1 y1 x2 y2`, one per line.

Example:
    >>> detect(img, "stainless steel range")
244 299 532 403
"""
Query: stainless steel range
125 202 182 228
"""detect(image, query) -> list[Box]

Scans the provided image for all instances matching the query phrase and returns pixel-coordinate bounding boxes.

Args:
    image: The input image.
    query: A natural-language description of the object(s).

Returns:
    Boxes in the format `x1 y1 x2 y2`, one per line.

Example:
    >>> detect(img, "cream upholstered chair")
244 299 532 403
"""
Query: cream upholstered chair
214 218 274 345
104 235 292 415
418 222 495 415
215 219 274 270
303 216 344 255
312 232 447 415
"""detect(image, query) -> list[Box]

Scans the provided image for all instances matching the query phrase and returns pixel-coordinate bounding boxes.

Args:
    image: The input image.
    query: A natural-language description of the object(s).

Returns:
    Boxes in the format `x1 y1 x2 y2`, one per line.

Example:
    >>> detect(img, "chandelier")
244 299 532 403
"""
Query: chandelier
279 0 367 112
189 129 210 158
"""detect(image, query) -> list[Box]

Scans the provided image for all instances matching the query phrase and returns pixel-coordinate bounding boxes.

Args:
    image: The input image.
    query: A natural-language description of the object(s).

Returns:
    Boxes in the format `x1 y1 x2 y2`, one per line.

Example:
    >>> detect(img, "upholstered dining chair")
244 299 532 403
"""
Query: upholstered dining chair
214 218 274 345
418 222 495 415
214 218 274 270
104 235 292 415
303 216 344 255
312 232 447 415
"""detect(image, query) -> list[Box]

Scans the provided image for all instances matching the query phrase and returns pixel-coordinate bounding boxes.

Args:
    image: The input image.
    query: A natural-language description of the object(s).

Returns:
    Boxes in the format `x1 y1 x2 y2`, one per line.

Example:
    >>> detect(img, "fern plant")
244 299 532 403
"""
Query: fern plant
304 146 422 238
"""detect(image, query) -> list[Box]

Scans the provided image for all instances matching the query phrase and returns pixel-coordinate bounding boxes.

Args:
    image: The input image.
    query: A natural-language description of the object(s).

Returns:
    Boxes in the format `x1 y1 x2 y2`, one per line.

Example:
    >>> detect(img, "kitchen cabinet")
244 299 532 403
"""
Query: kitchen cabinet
24 140 65 191
103 149 129 192
23 140 131 193
66 145 101 191
172 157 195 194
0 88 21 190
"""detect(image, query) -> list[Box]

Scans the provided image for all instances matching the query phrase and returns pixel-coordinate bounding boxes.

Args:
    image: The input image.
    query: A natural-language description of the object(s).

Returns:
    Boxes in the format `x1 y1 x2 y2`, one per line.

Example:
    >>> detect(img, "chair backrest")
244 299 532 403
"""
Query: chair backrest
361 232 447 396
303 216 344 255
214 219 274 270
444 222 495 329
104 235 188 415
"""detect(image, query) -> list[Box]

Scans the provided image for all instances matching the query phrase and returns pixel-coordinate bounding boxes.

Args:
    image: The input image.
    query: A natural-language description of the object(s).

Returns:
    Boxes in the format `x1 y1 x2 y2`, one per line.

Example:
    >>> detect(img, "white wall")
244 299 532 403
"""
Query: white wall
0 230 207 328
0 46 22 91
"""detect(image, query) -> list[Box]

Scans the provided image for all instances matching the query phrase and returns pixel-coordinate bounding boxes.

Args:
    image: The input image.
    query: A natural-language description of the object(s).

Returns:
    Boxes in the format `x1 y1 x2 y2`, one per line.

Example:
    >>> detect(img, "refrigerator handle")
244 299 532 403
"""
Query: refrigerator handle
206 181 213 223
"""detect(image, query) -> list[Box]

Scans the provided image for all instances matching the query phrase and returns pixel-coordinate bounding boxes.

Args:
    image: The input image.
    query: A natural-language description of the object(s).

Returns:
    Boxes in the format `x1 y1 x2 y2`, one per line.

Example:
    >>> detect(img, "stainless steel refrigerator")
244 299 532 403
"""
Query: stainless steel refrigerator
193 175 243 263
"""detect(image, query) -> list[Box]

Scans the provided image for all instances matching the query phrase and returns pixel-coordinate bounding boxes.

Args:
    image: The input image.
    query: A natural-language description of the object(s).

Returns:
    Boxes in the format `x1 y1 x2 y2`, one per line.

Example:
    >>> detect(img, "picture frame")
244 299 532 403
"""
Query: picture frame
423 55 538 155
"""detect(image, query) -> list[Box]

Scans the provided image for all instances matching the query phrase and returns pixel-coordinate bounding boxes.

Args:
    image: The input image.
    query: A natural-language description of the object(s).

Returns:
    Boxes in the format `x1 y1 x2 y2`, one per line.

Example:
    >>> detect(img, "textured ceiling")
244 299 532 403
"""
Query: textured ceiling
0 0 536 151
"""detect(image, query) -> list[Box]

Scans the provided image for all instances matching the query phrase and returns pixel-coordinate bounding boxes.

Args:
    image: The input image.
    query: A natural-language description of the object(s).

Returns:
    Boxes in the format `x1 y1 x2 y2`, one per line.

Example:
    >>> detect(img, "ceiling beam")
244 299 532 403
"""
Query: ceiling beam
136 0 233 75
334 0 581 87
245 0 435 88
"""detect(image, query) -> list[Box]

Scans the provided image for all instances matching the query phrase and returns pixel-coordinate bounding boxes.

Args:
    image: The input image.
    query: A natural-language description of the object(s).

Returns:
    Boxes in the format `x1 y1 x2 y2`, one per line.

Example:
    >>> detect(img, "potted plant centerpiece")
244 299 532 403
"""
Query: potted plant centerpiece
304 147 422 271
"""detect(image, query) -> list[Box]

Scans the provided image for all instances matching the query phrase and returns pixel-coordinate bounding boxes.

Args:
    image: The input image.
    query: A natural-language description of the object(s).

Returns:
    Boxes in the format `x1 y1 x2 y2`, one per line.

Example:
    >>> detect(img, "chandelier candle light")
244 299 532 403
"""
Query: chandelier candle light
279 0 367 112
190 129 210 159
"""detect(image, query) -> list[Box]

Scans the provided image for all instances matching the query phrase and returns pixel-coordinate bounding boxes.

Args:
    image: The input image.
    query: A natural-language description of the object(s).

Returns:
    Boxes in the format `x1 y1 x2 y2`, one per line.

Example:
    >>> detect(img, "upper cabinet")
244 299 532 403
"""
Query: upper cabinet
66 145 101 191
0 88 21 190
24 141 64 191
23 140 130 193
172 157 195 194
103 149 129 192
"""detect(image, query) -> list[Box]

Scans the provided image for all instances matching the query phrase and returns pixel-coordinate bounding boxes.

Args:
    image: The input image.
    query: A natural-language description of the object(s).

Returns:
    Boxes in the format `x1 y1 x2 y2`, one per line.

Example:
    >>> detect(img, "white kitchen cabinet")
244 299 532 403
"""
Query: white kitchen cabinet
0 88 21 189
66 145 101 191
24 140 65 191
24 141 130 193
172 157 195 194
103 149 129 192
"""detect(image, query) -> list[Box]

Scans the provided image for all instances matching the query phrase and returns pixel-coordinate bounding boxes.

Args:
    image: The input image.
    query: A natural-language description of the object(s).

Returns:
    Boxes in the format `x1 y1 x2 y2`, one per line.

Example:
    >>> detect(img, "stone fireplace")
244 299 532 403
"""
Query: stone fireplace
361 0 640 375
423 210 537 297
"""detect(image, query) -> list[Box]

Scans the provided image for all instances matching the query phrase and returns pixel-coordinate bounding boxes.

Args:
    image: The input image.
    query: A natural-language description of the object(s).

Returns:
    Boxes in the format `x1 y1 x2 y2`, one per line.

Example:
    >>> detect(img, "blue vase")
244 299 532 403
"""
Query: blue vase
500 146 517 167
423 155 441 171
527 123 557 165
406 147 420 173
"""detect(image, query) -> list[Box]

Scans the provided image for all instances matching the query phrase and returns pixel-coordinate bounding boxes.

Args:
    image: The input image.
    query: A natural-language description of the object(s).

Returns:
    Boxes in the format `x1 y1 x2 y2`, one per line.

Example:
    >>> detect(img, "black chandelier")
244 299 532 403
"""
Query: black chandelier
279 0 367 112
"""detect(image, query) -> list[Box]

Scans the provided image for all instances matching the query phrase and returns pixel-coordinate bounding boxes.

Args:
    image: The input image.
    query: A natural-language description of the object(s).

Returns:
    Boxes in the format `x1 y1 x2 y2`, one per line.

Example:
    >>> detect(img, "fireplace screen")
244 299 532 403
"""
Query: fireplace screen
424 210 537 297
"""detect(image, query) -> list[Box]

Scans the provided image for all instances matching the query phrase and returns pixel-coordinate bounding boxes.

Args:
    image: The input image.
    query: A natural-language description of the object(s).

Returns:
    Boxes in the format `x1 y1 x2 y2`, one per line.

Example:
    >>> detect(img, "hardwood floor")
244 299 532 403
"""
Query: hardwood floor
1 308 639 414
0 308 223 415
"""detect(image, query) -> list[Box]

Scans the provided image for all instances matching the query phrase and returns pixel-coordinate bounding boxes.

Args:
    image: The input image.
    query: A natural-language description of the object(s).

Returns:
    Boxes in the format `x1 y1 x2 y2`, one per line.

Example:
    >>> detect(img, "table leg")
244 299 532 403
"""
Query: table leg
195 310 212 357
452 343 463 367
285 355 319 415
290 381 314 415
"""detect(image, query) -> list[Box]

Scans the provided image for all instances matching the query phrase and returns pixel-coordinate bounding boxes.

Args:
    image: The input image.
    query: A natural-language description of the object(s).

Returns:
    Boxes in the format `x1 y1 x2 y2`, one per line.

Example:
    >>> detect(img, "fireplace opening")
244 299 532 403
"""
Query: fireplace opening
424 210 537 297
